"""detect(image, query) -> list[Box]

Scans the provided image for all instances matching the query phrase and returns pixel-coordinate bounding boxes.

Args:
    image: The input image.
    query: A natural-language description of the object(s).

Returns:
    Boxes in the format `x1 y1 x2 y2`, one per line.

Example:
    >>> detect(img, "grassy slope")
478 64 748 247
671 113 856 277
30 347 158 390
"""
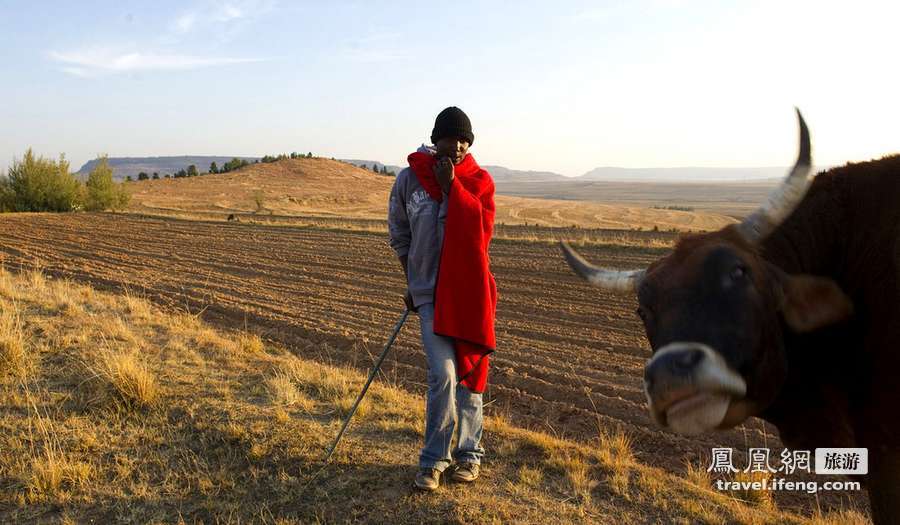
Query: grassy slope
123 157 738 232
0 269 869 524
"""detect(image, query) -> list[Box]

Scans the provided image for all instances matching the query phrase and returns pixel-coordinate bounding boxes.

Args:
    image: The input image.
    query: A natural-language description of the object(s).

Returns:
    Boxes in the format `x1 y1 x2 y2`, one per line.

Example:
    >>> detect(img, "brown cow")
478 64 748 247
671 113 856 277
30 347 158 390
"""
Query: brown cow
562 112 900 523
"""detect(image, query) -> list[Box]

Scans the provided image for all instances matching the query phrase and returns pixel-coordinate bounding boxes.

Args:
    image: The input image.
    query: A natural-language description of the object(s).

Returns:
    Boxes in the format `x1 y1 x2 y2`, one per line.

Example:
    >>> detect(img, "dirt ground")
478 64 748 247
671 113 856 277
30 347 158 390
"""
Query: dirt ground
0 213 867 516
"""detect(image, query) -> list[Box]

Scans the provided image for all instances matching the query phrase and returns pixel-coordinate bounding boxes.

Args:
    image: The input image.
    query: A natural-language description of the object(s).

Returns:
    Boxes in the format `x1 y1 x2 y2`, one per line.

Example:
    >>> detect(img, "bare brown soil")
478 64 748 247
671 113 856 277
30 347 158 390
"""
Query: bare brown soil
0 213 867 516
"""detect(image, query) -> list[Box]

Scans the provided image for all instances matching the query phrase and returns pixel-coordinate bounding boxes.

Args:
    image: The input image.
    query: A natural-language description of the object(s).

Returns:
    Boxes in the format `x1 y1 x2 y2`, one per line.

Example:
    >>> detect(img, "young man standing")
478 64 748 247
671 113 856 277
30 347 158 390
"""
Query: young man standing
388 106 498 491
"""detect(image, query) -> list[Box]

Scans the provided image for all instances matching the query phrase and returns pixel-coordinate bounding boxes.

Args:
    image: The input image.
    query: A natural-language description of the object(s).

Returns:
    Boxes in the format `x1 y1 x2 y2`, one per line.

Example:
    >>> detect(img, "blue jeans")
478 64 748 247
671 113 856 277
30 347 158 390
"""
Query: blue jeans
417 303 484 471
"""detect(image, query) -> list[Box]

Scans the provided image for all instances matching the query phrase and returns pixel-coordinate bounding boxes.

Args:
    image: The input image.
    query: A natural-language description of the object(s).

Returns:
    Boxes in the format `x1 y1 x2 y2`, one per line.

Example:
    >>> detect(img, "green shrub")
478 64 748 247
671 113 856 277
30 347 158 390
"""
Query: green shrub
1 149 82 212
84 156 129 211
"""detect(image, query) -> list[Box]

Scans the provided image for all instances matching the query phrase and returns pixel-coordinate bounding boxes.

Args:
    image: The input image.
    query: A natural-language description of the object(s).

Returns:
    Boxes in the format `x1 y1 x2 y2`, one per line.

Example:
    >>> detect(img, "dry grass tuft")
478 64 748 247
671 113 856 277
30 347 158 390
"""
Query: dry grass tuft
266 370 315 412
269 357 372 419
547 451 596 504
121 290 152 320
15 394 94 504
0 303 29 377
810 509 872 525
608 470 631 499
238 333 265 353
191 326 232 352
729 471 775 509
27 452 93 502
47 278 83 315
675 497 728 525
596 428 635 474
85 349 160 409
27 268 48 295
0 268 15 299
517 466 544 488
684 459 712 491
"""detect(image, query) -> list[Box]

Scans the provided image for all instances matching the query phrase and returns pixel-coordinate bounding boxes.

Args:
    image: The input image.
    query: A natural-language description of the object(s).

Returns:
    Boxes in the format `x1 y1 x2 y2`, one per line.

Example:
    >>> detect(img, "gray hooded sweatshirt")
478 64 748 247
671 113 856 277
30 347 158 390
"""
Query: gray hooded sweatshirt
388 145 448 307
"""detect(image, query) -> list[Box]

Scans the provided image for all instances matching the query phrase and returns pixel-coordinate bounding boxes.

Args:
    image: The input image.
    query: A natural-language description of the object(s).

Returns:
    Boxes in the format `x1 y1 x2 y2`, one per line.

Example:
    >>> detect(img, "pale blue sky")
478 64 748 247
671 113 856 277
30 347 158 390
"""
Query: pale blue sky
1 1 897 177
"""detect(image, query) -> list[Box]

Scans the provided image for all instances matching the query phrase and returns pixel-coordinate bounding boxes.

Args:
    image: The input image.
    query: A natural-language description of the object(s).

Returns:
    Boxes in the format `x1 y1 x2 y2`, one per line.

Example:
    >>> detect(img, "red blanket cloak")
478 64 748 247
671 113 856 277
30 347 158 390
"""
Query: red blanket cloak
407 151 497 393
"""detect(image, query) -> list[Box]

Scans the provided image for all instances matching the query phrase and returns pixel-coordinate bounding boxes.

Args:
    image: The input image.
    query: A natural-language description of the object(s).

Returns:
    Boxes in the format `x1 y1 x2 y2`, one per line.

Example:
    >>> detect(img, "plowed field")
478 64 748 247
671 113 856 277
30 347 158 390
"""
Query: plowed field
0 213 863 514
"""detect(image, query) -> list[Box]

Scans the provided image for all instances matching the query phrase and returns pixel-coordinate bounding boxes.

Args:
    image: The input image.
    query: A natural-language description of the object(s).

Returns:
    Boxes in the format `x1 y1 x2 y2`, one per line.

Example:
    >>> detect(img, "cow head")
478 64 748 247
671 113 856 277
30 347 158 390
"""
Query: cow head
561 111 853 436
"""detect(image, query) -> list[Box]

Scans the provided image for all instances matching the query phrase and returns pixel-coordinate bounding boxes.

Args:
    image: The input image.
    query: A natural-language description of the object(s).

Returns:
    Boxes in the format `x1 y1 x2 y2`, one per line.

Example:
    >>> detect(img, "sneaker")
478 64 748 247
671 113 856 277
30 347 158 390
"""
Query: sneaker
414 468 441 491
450 462 480 483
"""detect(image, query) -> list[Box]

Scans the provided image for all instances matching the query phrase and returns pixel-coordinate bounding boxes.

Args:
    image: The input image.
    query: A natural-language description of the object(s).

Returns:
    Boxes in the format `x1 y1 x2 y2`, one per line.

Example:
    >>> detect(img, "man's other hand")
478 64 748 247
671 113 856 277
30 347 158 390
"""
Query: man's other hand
433 156 454 193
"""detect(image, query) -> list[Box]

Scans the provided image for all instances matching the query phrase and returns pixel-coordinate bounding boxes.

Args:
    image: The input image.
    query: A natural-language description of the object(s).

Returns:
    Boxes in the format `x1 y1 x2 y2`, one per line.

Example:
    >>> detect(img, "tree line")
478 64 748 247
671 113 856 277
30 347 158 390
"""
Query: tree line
0 149 129 213
126 153 319 182
355 163 396 177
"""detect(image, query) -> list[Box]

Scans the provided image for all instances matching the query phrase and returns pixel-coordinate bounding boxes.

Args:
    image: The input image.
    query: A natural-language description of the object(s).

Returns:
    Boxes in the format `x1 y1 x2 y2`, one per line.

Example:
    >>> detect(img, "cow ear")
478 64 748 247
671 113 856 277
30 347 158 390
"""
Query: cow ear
777 273 854 332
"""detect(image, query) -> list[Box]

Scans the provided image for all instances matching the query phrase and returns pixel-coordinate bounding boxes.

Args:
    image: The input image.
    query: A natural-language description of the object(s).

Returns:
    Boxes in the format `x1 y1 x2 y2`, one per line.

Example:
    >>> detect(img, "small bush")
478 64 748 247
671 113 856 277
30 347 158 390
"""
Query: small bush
1 149 82 212
84 156 129 211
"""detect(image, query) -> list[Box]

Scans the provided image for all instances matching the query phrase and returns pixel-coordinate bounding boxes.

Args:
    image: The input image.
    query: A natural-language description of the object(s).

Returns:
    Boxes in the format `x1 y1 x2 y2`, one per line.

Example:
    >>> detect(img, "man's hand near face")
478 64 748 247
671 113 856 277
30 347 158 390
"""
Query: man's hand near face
433 156 455 193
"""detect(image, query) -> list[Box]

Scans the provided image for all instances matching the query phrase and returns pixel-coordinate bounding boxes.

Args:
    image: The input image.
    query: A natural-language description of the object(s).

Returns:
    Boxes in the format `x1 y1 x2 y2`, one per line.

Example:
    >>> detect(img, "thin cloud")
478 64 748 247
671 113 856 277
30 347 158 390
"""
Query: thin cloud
173 12 199 34
215 4 245 22
49 48 268 76
342 32 408 63
171 1 273 35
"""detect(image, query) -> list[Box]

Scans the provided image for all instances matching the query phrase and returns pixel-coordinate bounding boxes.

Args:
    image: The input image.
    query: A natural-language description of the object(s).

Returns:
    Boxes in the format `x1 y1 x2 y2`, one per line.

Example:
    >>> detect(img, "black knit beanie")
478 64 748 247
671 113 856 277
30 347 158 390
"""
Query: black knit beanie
431 106 474 146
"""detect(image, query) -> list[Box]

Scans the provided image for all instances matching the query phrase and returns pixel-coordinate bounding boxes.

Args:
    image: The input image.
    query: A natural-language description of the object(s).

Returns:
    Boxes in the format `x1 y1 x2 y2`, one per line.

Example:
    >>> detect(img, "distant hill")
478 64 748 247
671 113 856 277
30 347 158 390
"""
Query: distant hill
125 157 396 219
339 159 404 175
123 157 737 231
483 165 567 182
578 166 792 182
76 156 259 180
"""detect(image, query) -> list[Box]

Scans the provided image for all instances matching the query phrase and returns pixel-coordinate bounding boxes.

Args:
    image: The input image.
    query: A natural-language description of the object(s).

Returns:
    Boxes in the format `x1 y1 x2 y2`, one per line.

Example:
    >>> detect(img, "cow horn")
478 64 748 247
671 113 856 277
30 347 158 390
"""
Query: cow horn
736 109 813 243
560 241 645 292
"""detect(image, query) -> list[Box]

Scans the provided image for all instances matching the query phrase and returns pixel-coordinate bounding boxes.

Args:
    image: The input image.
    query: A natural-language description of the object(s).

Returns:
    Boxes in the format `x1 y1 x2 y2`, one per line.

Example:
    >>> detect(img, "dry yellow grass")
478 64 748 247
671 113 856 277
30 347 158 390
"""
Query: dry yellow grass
0 267 870 524
27 451 93 503
0 304 28 378
810 509 873 525
685 458 713 491
84 349 159 410
265 369 315 412
596 428 635 471
730 470 776 509
238 332 265 353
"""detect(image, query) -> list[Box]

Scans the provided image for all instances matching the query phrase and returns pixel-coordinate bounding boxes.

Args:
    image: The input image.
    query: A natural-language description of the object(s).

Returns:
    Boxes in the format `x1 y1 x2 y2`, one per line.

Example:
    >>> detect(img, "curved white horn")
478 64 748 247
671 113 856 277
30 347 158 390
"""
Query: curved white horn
560 241 644 292
736 109 813 243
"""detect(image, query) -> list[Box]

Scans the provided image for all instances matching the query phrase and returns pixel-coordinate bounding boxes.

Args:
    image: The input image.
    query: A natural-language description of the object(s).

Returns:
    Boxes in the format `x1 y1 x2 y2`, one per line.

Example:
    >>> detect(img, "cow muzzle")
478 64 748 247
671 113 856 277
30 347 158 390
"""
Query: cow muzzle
644 342 747 436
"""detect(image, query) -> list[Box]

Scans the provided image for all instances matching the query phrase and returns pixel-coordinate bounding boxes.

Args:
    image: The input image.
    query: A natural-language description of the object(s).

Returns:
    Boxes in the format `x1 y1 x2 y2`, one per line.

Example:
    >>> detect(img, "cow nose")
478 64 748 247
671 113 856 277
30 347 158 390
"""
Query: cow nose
644 347 706 388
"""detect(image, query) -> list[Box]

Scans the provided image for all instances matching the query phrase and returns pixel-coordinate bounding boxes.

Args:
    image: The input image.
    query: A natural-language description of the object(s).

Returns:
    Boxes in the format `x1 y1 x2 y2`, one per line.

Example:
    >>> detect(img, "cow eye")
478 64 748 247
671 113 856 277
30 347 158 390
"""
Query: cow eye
730 265 748 282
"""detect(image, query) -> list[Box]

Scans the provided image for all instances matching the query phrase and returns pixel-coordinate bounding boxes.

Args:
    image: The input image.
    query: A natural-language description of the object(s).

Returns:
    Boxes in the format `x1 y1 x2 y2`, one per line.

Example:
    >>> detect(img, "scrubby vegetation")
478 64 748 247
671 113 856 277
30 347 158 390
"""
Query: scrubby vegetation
0 150 128 213
83 156 130 211
652 205 696 212
0 149 81 212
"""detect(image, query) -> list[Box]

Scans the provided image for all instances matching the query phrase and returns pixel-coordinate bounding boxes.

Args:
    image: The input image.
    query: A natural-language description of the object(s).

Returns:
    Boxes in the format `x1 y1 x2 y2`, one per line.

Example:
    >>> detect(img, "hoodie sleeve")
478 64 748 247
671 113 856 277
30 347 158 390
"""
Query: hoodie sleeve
388 169 411 257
